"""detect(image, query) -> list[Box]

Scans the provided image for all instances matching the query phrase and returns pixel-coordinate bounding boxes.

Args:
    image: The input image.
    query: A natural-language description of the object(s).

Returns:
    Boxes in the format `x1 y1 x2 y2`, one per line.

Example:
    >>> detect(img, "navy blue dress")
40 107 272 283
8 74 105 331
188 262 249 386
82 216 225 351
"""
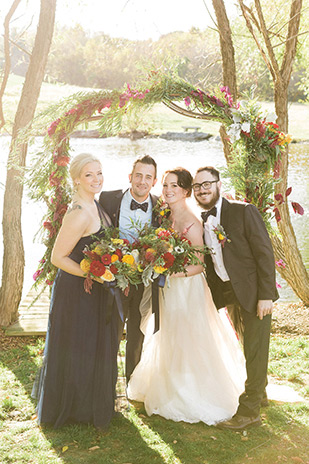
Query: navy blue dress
32 204 119 429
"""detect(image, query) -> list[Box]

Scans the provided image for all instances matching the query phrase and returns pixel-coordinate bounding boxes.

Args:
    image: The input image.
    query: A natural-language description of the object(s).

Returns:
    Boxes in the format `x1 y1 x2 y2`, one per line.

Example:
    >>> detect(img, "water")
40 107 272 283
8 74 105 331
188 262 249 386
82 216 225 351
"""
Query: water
0 135 308 302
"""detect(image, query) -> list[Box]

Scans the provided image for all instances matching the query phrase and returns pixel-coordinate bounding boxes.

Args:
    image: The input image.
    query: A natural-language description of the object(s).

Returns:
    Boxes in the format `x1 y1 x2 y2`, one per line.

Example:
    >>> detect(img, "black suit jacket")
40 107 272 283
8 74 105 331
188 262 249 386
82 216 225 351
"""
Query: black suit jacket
99 189 159 228
205 197 279 313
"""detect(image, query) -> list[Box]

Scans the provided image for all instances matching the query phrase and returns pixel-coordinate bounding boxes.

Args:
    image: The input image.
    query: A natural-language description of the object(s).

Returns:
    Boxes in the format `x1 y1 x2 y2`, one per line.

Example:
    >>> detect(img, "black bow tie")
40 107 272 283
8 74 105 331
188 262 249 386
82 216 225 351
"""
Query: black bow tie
130 199 148 213
201 206 217 223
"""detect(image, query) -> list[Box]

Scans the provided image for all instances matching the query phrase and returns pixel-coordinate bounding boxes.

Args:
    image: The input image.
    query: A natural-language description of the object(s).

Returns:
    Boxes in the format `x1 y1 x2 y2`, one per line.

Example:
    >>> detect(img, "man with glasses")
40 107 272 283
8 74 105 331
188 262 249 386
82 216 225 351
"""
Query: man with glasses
192 166 278 431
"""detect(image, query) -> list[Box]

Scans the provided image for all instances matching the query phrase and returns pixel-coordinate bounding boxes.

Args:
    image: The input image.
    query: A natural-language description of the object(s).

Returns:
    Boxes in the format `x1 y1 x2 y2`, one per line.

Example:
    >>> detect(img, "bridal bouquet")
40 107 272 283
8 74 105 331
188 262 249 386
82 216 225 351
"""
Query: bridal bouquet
80 228 141 294
131 223 209 287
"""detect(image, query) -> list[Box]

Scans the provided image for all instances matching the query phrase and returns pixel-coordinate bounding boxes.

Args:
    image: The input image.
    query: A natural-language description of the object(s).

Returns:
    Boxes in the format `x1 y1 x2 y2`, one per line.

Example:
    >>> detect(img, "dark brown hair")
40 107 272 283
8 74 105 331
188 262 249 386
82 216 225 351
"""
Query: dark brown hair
164 167 193 197
131 155 157 178
195 166 220 181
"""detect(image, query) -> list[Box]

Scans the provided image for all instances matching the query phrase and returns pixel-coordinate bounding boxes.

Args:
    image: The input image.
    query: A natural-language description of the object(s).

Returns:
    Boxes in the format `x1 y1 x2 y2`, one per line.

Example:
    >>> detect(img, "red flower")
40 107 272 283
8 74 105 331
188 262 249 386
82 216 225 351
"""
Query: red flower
157 229 172 238
43 221 57 237
163 252 175 268
49 171 63 187
47 118 61 137
101 254 112 265
90 261 106 277
54 155 70 167
145 250 156 263
84 250 101 261
110 264 119 275
255 122 266 139
115 248 123 258
33 269 43 281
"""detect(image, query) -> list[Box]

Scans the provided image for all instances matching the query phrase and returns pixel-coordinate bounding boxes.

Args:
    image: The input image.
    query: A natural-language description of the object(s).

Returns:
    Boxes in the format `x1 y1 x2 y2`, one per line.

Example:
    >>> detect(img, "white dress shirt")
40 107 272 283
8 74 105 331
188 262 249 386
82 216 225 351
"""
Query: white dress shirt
119 190 152 243
203 196 230 282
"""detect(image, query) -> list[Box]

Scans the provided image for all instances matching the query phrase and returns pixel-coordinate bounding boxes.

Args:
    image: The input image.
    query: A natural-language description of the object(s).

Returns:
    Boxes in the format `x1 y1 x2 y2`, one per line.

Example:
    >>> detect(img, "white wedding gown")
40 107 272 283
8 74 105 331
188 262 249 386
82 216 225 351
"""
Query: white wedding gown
127 273 247 425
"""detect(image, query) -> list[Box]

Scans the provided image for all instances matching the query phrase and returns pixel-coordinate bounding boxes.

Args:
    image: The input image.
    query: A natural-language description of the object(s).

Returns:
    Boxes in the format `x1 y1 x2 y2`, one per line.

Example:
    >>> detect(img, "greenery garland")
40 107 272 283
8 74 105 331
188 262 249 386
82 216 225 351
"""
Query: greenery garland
26 69 292 289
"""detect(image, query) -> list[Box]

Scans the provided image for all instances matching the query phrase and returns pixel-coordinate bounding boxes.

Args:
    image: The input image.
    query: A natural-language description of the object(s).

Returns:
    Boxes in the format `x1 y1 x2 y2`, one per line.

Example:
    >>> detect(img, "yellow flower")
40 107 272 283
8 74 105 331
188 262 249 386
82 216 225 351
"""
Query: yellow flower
101 269 115 282
218 234 224 241
94 244 104 256
153 265 167 274
285 134 292 144
122 254 135 265
137 264 144 272
146 247 156 254
111 254 119 263
80 259 90 273
155 228 165 235
159 210 165 216
111 238 124 245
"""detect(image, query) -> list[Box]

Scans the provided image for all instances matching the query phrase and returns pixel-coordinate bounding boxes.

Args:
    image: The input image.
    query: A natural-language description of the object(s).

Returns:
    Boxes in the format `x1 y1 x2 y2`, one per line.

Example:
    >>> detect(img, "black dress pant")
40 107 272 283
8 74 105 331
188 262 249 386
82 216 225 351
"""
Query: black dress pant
119 284 145 383
223 281 271 417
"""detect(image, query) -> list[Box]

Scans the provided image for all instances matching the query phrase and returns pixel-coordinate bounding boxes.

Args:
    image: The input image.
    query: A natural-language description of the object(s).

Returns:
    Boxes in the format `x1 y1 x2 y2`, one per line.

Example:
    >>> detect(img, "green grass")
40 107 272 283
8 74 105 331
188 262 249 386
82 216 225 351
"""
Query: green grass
2 74 309 141
0 331 308 464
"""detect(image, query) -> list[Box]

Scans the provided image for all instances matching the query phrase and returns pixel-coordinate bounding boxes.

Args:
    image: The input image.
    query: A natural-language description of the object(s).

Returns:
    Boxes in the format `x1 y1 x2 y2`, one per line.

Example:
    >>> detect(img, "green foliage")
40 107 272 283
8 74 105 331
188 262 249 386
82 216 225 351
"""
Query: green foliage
23 69 290 289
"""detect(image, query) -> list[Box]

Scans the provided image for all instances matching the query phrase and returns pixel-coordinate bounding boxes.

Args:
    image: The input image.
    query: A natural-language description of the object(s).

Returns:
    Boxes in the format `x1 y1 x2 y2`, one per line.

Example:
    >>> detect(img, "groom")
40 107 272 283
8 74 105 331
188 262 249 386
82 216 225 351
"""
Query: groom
193 166 278 430
99 155 159 383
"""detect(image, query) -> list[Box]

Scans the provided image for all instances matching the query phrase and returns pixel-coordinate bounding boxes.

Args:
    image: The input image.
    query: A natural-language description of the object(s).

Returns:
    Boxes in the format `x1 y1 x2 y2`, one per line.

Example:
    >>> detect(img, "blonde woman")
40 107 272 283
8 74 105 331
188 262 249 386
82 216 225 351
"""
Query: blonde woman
33 153 119 430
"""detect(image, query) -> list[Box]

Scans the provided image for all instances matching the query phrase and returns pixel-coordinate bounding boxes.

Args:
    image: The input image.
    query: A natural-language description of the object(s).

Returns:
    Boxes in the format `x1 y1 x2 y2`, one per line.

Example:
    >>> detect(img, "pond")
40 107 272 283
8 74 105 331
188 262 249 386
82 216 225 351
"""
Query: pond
0 135 308 302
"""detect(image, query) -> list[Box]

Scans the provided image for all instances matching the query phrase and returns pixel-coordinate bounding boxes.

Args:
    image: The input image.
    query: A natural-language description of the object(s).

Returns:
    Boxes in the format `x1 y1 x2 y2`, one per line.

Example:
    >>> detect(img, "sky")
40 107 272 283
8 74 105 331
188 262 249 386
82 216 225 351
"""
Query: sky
0 0 238 41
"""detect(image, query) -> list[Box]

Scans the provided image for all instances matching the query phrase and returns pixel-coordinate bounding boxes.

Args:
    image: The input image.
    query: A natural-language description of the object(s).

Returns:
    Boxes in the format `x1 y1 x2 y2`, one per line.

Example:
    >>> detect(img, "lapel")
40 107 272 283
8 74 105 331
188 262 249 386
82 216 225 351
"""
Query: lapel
114 189 126 226
150 193 159 226
219 197 231 260
220 197 230 229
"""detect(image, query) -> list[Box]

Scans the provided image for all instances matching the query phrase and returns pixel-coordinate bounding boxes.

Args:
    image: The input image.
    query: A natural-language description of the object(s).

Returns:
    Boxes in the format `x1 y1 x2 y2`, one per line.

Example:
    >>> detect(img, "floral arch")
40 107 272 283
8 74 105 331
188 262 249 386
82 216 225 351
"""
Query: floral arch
26 70 294 289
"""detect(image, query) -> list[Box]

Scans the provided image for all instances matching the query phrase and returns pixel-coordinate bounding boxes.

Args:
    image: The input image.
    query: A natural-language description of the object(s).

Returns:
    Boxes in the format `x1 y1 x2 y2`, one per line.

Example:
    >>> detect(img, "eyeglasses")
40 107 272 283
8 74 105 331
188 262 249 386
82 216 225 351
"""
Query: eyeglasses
192 180 218 192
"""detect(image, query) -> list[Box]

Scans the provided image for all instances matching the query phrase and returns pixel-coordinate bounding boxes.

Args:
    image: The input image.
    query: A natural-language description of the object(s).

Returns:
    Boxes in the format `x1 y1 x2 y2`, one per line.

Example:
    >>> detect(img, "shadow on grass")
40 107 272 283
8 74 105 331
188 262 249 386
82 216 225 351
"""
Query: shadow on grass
1 332 308 464
0 334 165 464
134 401 309 464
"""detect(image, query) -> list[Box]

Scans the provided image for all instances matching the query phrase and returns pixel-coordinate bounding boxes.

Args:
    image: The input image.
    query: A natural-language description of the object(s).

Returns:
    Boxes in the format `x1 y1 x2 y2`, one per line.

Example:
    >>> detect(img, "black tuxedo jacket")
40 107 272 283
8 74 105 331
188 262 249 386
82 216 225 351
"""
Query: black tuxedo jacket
205 197 279 313
99 189 159 228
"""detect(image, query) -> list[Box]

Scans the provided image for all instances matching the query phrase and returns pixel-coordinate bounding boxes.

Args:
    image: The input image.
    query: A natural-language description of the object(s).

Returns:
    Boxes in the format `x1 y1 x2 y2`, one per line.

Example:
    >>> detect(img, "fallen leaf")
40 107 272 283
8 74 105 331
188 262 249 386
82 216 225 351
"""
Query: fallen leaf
173 440 177 444
241 436 249 441
62 446 68 453
291 458 304 463
89 446 100 451
210 436 217 440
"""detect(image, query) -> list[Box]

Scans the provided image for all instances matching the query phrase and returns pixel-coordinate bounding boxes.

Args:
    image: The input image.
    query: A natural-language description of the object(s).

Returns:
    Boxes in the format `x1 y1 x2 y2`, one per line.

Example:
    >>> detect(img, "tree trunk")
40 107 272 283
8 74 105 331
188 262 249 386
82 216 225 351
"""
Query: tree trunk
212 0 237 165
272 85 309 303
0 0 57 326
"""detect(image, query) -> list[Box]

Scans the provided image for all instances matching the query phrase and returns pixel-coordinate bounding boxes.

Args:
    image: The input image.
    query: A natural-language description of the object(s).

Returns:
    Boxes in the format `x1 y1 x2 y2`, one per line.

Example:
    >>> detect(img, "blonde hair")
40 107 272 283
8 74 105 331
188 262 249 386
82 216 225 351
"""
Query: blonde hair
69 153 101 182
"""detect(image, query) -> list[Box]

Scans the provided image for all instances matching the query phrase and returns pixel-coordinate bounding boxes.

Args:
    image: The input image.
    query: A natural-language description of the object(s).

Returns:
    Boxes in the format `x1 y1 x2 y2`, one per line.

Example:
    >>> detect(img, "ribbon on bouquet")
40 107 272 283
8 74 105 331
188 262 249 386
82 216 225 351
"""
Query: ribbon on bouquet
103 281 124 324
151 274 166 333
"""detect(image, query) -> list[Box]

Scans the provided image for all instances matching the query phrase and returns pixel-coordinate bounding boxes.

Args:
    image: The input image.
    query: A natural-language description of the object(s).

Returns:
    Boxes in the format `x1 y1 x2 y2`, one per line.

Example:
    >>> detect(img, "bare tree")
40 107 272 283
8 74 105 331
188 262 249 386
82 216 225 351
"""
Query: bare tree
212 0 309 303
0 0 57 326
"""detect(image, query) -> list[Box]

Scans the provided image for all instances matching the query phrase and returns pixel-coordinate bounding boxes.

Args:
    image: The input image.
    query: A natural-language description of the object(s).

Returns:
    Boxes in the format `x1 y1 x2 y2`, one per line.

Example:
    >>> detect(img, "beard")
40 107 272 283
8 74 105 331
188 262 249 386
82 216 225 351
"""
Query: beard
195 185 220 210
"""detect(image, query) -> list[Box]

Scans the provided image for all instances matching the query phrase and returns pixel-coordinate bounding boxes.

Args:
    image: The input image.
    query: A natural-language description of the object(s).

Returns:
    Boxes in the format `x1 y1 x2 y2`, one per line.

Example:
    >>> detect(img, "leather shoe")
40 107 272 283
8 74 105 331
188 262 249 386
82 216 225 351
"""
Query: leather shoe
216 414 261 431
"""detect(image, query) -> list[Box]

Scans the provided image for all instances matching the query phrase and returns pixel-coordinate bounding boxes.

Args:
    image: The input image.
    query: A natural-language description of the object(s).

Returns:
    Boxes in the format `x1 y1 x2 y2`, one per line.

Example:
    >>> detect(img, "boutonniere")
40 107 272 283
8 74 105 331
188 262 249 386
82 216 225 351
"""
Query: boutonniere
153 198 171 226
213 225 231 247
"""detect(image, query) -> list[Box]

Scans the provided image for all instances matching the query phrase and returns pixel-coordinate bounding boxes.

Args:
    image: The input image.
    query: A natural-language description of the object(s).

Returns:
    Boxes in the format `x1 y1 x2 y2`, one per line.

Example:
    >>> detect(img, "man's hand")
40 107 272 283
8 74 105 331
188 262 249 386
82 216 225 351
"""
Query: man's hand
257 299 273 320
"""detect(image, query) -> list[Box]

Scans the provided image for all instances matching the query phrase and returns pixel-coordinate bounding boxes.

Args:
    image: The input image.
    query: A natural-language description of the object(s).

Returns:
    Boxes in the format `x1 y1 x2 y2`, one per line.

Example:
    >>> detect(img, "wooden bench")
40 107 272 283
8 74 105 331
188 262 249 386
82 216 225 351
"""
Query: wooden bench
182 126 201 132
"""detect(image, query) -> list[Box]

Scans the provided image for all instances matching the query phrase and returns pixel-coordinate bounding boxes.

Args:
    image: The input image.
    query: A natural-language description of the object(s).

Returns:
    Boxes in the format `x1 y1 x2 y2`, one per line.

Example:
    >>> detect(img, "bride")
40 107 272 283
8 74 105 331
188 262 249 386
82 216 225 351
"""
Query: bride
127 167 246 425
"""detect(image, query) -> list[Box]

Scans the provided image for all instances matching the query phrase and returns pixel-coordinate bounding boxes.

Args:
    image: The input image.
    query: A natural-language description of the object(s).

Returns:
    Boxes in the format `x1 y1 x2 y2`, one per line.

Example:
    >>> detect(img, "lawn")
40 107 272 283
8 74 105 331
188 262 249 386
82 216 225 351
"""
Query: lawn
0 330 308 464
